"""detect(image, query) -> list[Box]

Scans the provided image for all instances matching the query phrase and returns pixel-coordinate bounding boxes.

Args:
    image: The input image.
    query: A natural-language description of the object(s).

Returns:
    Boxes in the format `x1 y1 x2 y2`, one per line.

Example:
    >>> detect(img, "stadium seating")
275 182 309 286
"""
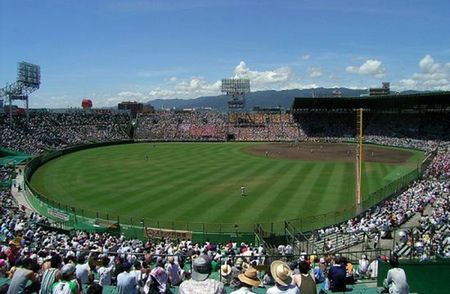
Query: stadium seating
0 109 449 293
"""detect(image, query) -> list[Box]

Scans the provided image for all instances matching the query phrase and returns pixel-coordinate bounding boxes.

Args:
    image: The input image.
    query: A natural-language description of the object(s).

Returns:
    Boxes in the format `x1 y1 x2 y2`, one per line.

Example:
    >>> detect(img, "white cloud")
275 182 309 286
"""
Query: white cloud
101 76 222 106
232 61 322 91
100 91 146 107
308 67 323 78
301 54 311 60
117 91 144 98
280 82 319 90
103 61 324 106
232 61 292 89
398 78 417 89
346 59 386 78
419 55 435 71
397 54 450 91
174 77 221 94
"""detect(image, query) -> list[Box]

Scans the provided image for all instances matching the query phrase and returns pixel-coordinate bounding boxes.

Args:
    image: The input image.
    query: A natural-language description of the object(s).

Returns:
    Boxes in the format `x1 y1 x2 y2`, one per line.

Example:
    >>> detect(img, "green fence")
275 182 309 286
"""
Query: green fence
0 147 31 166
24 141 422 241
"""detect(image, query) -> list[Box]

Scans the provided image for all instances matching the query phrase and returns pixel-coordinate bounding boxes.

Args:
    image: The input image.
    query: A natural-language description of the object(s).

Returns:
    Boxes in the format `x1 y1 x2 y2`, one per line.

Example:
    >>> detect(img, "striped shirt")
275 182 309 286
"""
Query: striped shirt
39 268 59 294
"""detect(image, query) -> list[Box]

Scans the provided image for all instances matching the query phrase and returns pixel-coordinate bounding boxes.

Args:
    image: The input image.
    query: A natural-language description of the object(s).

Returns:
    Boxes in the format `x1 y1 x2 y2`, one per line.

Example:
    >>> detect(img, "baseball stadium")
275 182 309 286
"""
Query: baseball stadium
3 1 450 292
1 71 450 293
18 90 447 239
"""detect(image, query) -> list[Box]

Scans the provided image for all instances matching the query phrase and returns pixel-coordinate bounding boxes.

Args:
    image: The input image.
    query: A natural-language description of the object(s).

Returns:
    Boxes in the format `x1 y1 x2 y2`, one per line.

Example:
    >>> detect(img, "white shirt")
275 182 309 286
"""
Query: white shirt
165 262 182 285
384 268 409 294
98 266 113 286
358 259 369 274
266 284 300 294
368 260 378 279
75 263 90 284
117 271 138 294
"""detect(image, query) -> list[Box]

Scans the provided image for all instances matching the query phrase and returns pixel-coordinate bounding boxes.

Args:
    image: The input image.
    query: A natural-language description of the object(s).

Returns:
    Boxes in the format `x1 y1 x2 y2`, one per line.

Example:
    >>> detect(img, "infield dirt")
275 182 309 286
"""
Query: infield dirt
247 142 413 164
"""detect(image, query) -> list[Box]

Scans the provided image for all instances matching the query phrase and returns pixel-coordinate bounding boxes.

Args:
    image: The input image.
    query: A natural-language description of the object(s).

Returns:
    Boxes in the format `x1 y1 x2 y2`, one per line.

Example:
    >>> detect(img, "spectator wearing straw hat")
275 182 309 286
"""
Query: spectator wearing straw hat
266 260 299 294
179 254 225 294
230 266 261 293
220 264 232 285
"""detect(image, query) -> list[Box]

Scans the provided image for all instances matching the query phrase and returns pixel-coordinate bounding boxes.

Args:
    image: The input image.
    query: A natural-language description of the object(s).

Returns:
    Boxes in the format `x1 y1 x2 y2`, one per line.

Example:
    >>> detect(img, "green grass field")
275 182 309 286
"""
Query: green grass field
29 142 424 230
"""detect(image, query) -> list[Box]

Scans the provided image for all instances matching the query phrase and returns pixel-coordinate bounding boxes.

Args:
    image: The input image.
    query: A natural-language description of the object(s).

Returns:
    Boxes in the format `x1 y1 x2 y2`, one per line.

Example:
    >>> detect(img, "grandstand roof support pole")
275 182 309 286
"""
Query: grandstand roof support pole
25 94 29 125
356 108 363 213
9 95 12 127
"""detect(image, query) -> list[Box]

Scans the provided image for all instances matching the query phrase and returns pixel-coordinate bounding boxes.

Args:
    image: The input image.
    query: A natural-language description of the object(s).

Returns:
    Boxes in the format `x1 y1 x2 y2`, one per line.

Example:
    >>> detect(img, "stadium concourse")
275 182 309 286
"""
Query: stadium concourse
0 107 449 293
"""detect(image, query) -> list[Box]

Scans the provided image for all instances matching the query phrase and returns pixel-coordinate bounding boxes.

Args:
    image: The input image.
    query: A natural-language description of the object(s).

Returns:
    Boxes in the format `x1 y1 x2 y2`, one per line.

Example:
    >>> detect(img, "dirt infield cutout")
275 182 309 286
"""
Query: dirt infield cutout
246 142 413 164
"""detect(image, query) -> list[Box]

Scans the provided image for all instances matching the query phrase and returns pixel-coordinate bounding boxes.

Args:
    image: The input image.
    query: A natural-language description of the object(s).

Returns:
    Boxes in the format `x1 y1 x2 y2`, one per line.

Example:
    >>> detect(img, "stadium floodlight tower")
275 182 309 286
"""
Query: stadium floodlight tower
0 61 41 126
221 78 250 111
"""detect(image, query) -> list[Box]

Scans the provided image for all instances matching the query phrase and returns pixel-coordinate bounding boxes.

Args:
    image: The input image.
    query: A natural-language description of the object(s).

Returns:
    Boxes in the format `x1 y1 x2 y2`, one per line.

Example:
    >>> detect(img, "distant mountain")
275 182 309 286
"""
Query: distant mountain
146 88 411 110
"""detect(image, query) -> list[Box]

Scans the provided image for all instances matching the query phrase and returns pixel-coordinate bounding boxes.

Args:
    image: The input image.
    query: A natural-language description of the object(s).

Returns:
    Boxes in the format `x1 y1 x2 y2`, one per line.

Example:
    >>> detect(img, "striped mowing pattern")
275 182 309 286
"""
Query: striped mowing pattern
29 142 424 226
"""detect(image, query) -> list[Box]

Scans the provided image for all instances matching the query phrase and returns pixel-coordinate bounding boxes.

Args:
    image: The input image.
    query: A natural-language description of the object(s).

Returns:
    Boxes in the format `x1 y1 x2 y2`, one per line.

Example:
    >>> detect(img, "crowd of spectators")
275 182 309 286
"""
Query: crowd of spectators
2 110 449 154
307 143 449 259
135 112 227 141
0 112 129 155
133 111 450 145
392 147 450 260
428 148 450 179
294 112 450 143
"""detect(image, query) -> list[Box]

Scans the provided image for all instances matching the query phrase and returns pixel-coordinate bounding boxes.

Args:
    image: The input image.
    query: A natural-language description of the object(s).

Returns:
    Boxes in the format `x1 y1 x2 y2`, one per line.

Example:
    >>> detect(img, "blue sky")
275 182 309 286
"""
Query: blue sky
1 0 449 108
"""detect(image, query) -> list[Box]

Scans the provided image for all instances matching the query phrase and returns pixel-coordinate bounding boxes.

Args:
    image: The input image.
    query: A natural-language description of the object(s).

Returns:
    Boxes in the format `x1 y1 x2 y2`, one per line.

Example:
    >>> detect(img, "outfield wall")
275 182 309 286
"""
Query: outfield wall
24 141 422 242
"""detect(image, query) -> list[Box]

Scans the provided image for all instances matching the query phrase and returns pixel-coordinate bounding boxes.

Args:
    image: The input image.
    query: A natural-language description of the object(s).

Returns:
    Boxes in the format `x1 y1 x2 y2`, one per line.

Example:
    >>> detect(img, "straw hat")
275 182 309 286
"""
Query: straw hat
270 260 292 286
9 237 21 247
238 267 261 287
220 264 232 277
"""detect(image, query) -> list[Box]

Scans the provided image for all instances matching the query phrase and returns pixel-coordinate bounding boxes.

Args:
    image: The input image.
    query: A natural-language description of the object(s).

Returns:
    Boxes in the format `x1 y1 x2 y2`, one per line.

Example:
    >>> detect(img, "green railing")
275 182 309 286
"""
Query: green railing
24 141 422 241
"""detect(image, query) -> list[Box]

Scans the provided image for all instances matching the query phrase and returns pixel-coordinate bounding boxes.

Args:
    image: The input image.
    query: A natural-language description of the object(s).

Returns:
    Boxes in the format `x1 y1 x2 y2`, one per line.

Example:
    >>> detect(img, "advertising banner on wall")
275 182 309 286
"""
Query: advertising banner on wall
145 227 192 240
48 208 70 221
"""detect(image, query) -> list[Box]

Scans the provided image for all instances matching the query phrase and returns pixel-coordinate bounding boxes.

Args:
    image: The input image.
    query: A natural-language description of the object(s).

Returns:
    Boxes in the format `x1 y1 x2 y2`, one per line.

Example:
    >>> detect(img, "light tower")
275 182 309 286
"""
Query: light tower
221 78 250 110
0 62 41 125
221 79 250 129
